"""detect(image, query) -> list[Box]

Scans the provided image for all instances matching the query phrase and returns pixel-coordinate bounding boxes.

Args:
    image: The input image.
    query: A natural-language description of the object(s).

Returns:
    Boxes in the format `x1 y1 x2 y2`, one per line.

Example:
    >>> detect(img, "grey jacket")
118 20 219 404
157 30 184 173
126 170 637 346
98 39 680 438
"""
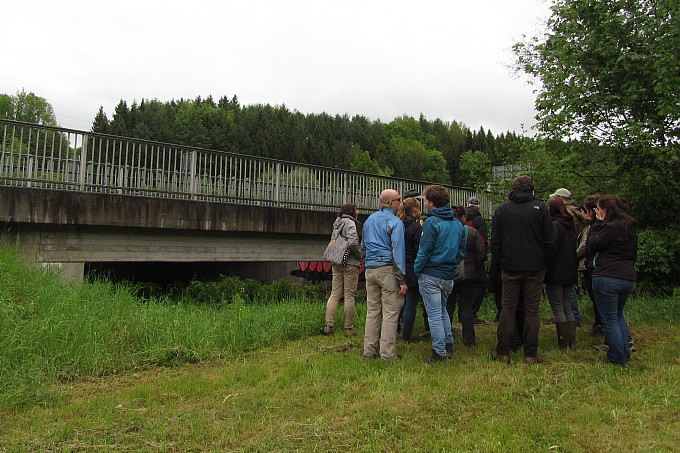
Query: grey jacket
331 215 363 267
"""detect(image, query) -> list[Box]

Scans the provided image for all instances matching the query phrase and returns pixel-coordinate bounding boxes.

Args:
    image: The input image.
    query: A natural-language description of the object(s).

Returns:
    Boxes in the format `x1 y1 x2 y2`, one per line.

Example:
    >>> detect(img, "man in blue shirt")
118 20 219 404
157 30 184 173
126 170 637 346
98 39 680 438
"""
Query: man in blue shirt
362 189 408 361
415 185 465 363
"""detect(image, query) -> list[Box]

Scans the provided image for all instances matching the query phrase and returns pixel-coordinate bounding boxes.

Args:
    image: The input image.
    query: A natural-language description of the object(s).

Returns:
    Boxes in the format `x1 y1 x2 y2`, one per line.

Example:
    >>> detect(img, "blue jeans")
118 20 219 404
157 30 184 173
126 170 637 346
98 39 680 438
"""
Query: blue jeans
592 276 635 366
418 274 454 356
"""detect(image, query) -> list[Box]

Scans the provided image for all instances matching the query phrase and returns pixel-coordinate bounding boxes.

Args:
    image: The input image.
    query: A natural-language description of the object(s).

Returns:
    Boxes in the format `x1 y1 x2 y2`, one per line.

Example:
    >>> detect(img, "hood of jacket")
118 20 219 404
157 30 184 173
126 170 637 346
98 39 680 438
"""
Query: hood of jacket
427 205 455 221
509 190 535 204
552 214 574 231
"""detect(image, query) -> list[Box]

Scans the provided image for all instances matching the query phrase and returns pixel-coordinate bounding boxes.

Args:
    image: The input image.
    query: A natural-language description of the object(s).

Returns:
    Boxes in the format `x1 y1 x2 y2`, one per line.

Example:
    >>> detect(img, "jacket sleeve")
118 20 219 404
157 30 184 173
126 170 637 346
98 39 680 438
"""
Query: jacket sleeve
345 219 362 259
414 219 434 277
542 206 555 265
390 219 407 285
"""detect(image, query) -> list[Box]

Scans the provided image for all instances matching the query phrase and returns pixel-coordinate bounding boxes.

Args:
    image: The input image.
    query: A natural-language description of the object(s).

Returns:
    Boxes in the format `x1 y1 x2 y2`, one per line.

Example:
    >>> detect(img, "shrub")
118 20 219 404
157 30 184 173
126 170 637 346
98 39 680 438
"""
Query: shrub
636 226 680 295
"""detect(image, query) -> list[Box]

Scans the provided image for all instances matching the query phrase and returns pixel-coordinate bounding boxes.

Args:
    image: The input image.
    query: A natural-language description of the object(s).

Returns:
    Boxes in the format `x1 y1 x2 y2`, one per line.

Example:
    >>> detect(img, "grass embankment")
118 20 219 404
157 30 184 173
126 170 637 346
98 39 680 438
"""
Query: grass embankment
1 246 679 451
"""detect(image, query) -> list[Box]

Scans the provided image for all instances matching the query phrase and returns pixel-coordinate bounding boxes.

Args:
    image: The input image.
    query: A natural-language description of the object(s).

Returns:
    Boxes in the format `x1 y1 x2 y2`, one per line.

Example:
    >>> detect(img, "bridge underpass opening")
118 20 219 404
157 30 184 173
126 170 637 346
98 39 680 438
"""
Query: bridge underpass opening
84 261 302 288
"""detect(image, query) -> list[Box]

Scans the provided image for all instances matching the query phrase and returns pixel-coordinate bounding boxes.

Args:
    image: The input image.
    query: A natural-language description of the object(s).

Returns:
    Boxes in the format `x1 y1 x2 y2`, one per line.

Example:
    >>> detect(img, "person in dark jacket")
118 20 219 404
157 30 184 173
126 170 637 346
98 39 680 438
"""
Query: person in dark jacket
397 197 429 342
586 195 637 367
491 175 554 364
447 205 486 346
465 196 489 324
545 196 578 349
577 195 603 336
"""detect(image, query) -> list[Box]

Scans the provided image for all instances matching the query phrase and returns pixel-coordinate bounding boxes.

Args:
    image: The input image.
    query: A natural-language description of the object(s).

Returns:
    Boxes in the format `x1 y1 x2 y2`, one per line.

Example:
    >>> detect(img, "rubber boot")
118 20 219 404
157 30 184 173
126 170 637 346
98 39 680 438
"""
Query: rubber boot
567 321 577 348
556 322 569 349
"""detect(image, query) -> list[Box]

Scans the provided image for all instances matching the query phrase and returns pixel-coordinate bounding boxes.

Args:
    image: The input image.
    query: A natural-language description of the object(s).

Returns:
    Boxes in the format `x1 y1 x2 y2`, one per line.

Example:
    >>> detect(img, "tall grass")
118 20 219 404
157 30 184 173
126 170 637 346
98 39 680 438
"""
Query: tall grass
0 246 324 408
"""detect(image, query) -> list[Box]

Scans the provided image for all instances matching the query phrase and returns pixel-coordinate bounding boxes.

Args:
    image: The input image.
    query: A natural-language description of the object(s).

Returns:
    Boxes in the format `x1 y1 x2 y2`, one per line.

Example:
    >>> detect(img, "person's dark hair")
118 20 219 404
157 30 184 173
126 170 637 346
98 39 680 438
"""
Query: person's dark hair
578 194 600 217
597 195 637 232
397 197 421 221
547 196 567 217
423 184 449 208
451 205 466 220
510 175 534 194
339 203 357 217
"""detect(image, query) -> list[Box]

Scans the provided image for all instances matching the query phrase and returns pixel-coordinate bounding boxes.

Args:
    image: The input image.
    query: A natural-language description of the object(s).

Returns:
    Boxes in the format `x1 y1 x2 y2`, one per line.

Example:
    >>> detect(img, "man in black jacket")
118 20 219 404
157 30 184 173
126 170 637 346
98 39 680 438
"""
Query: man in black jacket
491 175 554 364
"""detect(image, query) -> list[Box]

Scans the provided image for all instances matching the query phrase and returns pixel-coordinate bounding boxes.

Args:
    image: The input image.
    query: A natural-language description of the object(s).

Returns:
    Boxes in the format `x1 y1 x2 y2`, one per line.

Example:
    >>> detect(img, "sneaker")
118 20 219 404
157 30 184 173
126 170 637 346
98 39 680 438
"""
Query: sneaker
629 341 637 352
525 356 544 364
425 351 447 363
491 350 510 364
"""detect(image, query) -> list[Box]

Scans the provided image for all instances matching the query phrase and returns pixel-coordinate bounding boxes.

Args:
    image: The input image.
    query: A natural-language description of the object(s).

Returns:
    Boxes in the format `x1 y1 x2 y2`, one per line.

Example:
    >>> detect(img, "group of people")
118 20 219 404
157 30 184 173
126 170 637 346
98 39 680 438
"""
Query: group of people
322 175 638 367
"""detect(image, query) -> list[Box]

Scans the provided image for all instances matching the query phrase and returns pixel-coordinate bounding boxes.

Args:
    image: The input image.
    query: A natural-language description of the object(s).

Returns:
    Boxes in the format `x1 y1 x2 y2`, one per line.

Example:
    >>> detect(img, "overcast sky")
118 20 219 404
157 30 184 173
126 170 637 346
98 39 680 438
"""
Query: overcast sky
2 0 550 135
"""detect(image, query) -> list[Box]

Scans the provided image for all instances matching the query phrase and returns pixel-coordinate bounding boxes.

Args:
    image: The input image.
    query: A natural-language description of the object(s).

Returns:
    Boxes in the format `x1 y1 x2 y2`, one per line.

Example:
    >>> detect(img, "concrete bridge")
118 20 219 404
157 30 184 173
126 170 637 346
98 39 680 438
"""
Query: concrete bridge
0 119 480 282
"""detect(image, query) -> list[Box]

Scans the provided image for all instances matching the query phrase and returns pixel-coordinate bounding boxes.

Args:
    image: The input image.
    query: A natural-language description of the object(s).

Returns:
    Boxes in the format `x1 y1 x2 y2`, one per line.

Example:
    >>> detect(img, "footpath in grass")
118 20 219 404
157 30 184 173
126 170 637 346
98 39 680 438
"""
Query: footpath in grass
1 317 679 451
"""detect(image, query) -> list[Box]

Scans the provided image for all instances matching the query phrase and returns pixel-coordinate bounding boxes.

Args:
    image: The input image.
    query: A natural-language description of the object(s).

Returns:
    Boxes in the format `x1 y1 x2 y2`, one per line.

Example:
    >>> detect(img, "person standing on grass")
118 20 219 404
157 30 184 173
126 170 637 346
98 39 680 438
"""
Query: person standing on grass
465 196 489 325
447 205 486 347
491 175 554 364
322 203 363 337
586 195 638 367
397 197 429 343
551 187 584 327
544 196 578 349
414 185 465 363
362 189 408 361
577 195 604 336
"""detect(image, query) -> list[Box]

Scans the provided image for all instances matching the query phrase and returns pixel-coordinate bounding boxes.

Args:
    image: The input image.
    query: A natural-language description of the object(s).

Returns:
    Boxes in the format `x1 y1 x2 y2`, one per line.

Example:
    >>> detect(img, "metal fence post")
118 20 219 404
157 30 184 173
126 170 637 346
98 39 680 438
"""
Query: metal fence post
79 134 88 192
275 162 281 207
189 149 197 200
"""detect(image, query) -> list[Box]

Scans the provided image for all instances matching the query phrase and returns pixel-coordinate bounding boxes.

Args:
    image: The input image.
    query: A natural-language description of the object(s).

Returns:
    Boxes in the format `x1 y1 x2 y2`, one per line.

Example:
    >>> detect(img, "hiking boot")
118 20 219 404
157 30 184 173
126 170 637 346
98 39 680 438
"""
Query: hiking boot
425 350 447 363
362 353 378 360
491 350 510 364
525 356 544 364
344 327 355 337
445 343 453 358
321 325 334 335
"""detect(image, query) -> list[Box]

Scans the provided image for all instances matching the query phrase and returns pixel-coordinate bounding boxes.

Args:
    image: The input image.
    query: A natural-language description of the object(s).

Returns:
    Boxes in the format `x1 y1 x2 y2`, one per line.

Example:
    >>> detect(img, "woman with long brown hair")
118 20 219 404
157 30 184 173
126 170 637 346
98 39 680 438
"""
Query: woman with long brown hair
586 195 637 366
397 197 428 342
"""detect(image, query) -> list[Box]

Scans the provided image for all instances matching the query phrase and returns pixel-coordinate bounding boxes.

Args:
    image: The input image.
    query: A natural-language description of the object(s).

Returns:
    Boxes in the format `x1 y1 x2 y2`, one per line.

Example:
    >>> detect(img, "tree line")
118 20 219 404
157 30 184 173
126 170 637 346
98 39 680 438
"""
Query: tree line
90 96 525 187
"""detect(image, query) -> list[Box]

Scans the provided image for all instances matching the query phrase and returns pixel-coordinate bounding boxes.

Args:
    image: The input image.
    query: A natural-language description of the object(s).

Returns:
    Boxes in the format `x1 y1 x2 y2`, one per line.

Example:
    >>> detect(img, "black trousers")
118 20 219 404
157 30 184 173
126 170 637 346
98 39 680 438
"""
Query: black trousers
496 270 545 357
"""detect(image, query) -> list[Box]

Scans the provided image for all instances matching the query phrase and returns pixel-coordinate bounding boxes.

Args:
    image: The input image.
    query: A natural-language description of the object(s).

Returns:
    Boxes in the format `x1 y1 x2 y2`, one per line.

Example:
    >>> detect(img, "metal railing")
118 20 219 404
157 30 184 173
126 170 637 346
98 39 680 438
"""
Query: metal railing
0 119 478 214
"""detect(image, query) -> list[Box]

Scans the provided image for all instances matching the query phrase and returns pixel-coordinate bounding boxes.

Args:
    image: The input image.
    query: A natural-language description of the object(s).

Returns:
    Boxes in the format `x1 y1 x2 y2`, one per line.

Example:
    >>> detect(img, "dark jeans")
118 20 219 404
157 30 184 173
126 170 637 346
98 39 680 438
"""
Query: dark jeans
446 279 476 345
582 270 602 326
402 286 428 341
593 275 635 366
496 270 545 357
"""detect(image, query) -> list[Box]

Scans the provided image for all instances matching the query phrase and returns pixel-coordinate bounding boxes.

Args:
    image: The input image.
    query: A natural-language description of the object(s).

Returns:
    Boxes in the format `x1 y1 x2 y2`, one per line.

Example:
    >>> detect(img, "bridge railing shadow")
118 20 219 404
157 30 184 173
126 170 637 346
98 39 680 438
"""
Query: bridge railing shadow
0 119 482 214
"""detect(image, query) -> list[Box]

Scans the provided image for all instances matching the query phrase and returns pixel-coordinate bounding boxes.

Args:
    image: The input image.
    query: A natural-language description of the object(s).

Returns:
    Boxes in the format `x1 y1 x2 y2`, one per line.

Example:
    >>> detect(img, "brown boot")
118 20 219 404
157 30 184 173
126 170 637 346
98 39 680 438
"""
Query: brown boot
491 350 510 364
321 324 334 335
525 356 544 364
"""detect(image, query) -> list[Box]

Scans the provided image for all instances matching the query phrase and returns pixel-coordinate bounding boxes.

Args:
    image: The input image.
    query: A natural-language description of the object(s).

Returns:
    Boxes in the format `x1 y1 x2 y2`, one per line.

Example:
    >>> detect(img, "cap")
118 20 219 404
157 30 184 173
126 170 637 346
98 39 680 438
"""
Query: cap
467 196 481 207
550 188 572 198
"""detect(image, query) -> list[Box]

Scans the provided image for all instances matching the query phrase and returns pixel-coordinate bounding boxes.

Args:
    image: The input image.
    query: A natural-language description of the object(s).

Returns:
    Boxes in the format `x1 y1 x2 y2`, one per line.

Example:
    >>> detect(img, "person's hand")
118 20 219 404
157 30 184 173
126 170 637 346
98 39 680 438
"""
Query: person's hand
398 284 408 297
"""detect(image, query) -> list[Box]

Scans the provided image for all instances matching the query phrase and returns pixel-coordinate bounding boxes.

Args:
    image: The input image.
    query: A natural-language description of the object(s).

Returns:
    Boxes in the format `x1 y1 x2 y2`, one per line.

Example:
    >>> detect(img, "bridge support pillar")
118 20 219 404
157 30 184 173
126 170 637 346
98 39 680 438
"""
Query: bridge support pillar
41 262 84 283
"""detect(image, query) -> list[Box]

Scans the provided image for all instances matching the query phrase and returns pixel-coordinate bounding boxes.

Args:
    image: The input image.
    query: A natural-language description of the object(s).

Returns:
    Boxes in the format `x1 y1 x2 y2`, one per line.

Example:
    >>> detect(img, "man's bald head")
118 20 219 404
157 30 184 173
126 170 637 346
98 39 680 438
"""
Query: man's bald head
380 189 401 209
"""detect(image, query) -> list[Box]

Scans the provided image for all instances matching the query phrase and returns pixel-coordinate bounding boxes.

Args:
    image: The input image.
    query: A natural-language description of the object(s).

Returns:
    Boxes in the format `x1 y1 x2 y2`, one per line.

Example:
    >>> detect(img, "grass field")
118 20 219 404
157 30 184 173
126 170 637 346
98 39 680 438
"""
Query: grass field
1 246 679 451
